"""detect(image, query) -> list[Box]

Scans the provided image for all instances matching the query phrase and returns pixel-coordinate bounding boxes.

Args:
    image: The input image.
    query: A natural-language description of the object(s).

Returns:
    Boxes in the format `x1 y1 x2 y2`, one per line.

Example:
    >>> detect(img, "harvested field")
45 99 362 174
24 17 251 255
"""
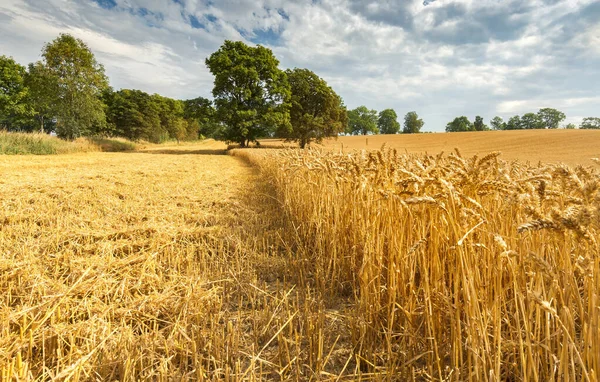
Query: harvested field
2 137 599 380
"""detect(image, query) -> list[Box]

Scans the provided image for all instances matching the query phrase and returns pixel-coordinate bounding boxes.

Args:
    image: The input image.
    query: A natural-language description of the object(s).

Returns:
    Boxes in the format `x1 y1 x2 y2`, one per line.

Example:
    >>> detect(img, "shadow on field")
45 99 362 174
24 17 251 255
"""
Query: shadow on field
135 149 227 155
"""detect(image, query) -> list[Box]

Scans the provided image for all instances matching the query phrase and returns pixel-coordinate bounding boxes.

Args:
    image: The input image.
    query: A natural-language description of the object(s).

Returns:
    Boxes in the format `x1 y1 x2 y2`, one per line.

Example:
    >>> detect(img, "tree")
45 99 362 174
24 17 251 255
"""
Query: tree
25 62 57 133
537 108 565 129
490 116 505 131
473 116 489 131
41 34 109 139
520 112 545 129
347 106 378 135
0 56 33 130
183 97 220 138
403 111 424 134
580 117 600 129
505 115 522 130
564 123 576 129
205 40 291 147
445 116 473 132
279 68 347 148
378 108 400 134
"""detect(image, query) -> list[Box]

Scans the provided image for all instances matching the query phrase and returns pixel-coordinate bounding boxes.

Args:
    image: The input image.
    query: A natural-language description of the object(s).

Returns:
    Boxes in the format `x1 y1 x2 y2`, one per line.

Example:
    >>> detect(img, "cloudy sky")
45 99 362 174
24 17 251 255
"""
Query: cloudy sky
1 0 599 131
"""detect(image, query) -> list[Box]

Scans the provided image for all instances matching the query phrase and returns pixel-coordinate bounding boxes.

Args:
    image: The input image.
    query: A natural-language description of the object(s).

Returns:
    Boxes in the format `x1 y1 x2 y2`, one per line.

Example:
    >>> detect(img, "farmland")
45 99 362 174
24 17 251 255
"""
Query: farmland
1 135 600 380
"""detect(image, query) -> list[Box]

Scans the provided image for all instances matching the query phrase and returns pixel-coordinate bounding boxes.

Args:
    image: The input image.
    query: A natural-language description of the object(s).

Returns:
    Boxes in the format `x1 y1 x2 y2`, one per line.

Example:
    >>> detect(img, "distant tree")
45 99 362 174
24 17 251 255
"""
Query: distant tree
183 97 220 138
205 40 291 147
537 108 566 129
403 111 424 134
278 68 347 148
347 106 378 135
40 34 109 139
104 89 163 142
378 108 400 134
520 112 545 129
473 115 489 131
564 123 577 129
505 115 522 130
445 116 473 132
490 116 505 131
0 56 34 130
580 117 600 129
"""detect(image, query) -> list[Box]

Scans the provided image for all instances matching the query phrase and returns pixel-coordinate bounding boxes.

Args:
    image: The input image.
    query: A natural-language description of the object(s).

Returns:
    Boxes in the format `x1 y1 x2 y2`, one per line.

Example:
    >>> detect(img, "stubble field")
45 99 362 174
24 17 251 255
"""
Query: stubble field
2 133 600 381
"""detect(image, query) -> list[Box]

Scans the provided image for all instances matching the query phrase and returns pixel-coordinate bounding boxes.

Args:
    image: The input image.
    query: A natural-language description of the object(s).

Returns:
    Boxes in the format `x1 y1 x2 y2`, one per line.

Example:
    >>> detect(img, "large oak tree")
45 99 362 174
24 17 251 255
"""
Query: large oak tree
206 40 291 147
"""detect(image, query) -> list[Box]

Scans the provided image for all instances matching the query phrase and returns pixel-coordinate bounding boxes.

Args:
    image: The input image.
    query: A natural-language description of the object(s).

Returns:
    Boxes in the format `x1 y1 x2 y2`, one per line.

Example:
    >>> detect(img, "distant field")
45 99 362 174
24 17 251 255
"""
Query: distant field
265 130 600 166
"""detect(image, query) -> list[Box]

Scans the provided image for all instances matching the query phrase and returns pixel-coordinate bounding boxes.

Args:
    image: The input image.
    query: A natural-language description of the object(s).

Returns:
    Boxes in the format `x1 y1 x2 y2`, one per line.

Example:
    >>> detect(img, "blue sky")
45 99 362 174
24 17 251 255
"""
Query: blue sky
1 0 598 131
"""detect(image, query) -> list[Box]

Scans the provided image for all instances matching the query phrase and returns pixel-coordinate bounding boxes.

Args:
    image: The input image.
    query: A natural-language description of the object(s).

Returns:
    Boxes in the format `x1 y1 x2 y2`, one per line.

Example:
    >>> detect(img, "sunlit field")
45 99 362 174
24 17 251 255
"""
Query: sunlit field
263 129 600 167
2 137 599 380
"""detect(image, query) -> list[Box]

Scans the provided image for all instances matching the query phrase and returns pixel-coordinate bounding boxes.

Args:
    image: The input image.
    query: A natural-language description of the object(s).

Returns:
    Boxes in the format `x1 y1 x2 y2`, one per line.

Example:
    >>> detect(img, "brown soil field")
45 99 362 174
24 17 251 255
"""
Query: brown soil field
265 129 600 166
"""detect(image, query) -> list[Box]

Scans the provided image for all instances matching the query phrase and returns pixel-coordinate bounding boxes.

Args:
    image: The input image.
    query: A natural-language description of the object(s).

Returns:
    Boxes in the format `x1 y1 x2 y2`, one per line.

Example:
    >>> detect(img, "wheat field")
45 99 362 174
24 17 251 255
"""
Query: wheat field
2 137 599 380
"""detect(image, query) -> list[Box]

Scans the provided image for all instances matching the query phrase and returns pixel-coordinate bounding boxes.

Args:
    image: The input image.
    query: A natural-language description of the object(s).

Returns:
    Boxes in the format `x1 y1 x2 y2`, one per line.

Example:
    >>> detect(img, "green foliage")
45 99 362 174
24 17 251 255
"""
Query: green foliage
41 34 109 139
25 62 56 133
564 123 577 129
403 111 424 134
206 40 291 147
0 56 34 129
183 97 220 138
473 116 489 131
580 117 600 129
505 115 522 130
445 116 473 132
520 112 545 129
378 109 400 134
347 106 378 135
537 108 565 129
279 68 347 148
490 116 505 131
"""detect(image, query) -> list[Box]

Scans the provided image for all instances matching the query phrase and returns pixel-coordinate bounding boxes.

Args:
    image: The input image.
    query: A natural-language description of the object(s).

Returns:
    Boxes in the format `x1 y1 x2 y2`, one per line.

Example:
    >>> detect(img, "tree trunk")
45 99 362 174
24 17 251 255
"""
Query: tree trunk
40 116 44 134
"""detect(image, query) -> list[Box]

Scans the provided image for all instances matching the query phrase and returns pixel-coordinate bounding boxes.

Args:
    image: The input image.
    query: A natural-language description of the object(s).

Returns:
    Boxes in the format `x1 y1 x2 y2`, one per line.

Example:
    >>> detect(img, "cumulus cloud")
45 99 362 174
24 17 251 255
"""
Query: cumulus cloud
0 0 598 130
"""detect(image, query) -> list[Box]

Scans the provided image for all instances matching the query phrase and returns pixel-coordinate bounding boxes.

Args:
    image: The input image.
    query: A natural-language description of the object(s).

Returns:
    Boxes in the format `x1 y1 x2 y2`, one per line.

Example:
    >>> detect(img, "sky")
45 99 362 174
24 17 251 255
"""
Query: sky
1 0 599 132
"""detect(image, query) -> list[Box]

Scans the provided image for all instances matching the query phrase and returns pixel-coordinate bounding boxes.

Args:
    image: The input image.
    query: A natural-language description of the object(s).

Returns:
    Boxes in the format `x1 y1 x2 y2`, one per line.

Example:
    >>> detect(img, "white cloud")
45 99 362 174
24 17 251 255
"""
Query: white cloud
1 0 599 131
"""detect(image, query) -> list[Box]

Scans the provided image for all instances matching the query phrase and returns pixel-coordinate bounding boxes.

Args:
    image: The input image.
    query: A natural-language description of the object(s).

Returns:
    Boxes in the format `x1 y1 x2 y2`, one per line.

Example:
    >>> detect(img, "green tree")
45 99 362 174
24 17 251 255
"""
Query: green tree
445 116 473 132
41 34 109 139
104 89 163 142
490 116 505 131
205 40 291 147
403 111 424 134
347 106 378 135
505 115 522 130
25 62 57 133
183 97 220 138
279 68 347 148
0 56 34 130
378 108 400 134
564 123 576 129
520 112 544 129
537 108 566 129
580 117 600 129
473 116 489 131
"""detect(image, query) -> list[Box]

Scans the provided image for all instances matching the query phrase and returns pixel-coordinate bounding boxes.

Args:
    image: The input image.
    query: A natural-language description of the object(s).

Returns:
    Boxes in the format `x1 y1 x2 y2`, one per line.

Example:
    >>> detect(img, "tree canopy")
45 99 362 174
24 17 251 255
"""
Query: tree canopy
445 116 473 132
347 106 378 135
41 34 110 139
473 116 489 131
278 68 347 148
403 111 424 134
537 108 565 129
205 40 291 147
580 117 600 129
378 109 400 134
0 56 33 129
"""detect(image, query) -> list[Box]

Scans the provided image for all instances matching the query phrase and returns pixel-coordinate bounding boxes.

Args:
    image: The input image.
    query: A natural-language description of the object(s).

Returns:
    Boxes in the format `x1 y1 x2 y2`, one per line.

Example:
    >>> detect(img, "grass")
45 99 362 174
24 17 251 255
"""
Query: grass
1 138 599 380
0 131 140 155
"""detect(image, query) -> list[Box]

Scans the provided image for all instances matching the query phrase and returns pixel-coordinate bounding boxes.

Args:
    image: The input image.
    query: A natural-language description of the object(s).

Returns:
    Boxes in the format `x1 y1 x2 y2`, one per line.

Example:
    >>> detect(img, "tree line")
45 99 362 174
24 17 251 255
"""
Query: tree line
0 34 216 143
446 109 600 132
2 34 599 148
